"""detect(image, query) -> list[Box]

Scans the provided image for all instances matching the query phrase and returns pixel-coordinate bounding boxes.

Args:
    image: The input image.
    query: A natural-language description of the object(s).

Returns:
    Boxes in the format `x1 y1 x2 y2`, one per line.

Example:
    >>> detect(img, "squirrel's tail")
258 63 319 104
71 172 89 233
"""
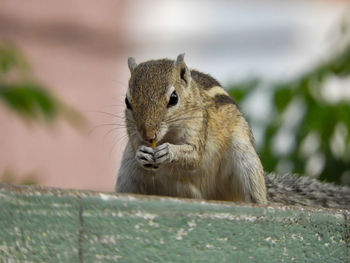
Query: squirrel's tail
265 173 350 209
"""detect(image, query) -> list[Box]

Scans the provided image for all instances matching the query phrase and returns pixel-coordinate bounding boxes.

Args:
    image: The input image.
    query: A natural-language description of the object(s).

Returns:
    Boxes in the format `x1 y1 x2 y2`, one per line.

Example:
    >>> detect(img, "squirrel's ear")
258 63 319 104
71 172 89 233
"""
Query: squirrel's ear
174 53 191 86
128 57 137 73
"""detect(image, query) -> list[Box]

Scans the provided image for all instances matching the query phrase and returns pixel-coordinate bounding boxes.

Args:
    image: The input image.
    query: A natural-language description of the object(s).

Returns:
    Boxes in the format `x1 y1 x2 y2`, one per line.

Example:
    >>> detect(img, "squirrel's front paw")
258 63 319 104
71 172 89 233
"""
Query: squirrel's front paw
136 145 157 170
136 143 174 170
154 143 174 166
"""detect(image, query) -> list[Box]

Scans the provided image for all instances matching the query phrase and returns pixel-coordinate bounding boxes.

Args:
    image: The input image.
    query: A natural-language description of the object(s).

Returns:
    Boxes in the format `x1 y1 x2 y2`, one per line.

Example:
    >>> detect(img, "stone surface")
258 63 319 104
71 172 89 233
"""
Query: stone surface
0 183 349 262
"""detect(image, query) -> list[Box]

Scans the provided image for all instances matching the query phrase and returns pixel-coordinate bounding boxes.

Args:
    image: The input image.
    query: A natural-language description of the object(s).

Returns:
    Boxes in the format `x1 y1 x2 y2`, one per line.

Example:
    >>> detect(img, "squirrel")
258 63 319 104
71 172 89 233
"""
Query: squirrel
116 54 350 210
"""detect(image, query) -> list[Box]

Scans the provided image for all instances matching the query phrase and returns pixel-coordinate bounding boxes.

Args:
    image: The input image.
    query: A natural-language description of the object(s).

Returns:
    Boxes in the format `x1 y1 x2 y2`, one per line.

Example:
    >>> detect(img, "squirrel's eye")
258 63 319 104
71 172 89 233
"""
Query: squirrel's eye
125 97 132 110
167 91 178 107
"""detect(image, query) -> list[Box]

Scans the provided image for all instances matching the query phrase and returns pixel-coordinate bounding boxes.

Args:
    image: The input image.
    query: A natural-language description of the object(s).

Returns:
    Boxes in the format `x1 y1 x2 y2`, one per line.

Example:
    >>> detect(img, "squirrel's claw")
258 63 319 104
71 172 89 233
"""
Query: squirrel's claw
154 143 173 166
136 146 157 170
136 143 173 170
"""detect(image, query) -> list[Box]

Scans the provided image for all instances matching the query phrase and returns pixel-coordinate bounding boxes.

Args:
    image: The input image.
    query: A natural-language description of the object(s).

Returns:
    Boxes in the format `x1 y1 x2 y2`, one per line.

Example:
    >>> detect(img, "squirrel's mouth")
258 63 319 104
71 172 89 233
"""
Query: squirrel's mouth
138 123 169 147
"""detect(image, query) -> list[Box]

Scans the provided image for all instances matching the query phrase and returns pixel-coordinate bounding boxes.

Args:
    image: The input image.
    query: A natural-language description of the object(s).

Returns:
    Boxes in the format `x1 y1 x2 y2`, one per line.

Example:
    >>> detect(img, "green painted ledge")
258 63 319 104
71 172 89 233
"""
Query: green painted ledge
0 183 349 263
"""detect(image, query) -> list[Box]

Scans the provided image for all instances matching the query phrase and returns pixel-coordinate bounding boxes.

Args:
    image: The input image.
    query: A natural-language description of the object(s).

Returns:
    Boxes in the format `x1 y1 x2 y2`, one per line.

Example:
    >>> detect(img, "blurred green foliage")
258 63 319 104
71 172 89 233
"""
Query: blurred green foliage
0 83 59 121
228 34 350 185
1 168 39 186
0 41 85 125
0 42 86 185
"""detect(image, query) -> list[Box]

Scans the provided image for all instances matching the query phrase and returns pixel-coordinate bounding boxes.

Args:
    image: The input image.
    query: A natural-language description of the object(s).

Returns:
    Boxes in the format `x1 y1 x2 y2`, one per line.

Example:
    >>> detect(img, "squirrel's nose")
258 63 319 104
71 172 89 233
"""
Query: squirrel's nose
141 129 156 143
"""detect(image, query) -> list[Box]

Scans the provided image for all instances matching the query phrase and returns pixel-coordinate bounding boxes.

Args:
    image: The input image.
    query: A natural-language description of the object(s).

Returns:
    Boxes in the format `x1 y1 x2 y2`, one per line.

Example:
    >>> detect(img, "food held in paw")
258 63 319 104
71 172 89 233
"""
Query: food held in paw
152 140 156 148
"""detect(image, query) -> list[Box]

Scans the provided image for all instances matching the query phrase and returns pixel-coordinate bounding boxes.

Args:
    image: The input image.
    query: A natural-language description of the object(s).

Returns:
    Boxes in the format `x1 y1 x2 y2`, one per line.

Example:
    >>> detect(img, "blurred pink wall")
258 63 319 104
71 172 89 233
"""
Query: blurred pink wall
0 0 130 191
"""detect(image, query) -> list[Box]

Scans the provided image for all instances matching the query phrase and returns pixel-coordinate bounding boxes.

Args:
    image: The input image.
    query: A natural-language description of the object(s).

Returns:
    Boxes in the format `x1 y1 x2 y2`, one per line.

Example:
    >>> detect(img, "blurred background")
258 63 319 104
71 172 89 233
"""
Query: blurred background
1 0 349 191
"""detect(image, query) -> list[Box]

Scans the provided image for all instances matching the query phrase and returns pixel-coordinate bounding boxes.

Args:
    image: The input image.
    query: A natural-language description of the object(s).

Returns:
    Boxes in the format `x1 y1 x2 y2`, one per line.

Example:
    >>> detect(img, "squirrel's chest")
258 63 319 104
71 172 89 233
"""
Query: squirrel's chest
149 159 222 199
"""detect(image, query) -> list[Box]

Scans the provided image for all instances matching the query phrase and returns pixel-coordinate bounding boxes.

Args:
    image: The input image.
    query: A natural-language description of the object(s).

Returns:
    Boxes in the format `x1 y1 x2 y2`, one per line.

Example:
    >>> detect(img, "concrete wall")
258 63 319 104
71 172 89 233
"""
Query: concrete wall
0 183 349 262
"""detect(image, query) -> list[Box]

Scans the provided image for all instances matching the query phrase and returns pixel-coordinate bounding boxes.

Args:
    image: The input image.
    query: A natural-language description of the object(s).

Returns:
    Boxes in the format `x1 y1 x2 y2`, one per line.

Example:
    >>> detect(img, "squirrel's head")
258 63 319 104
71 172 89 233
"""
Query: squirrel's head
125 54 195 145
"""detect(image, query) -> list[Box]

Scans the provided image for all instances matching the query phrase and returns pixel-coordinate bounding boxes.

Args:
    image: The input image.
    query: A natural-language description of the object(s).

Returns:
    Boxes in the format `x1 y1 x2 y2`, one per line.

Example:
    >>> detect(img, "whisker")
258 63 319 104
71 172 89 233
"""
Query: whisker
168 124 200 130
168 105 202 114
126 127 137 133
102 103 126 108
89 123 127 135
110 134 130 156
103 127 126 141
166 111 202 120
167 115 203 121
87 110 125 120
166 107 204 122
166 116 204 124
